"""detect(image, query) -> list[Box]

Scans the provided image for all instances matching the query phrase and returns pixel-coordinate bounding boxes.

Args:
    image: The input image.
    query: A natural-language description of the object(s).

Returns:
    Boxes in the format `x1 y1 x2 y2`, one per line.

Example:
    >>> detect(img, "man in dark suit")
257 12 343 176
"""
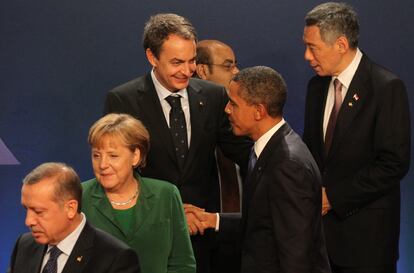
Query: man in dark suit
103 13 251 273
8 162 140 273
186 66 331 273
302 3 411 273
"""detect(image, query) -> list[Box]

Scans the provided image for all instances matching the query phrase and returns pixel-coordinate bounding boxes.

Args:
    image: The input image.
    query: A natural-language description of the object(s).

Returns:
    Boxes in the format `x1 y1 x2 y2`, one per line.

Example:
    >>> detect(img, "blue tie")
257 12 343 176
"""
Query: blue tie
42 246 62 273
247 147 257 176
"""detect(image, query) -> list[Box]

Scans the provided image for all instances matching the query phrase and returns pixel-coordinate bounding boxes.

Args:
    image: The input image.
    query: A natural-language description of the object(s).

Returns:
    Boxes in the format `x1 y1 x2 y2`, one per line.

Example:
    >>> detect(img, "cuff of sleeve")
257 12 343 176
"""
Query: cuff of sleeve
215 213 220 231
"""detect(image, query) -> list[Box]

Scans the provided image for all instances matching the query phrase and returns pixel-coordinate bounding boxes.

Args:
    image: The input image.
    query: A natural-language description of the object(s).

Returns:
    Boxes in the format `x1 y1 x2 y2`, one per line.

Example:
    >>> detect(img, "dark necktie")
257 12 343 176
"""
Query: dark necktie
165 95 188 169
324 79 343 156
247 147 257 177
42 246 62 273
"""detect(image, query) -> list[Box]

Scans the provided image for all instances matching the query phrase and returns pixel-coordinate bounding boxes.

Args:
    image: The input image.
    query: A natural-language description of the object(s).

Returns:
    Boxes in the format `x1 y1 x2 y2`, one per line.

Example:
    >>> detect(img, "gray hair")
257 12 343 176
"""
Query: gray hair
232 66 287 118
23 162 82 212
305 2 359 48
142 13 197 58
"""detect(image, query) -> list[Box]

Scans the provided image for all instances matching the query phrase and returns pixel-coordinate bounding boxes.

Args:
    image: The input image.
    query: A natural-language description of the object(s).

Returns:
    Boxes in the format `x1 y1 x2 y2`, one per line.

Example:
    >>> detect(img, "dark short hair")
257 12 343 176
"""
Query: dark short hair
143 13 197 58
88 113 150 168
232 66 287 118
305 2 359 48
23 162 82 212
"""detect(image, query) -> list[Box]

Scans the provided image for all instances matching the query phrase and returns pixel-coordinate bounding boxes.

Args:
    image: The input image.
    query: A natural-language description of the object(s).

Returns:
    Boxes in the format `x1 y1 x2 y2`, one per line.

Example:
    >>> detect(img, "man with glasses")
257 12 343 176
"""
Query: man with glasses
194 39 242 273
195 40 239 92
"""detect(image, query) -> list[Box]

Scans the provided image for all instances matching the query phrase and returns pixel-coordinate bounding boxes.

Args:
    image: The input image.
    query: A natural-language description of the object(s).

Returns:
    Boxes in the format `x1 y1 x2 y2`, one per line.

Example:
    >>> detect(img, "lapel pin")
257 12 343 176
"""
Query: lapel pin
76 256 83 262
348 102 353 107
199 101 204 107
352 93 359 101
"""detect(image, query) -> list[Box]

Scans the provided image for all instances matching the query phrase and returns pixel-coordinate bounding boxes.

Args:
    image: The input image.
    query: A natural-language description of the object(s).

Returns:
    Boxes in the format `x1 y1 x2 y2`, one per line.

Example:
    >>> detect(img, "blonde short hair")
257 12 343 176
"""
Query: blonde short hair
88 114 150 168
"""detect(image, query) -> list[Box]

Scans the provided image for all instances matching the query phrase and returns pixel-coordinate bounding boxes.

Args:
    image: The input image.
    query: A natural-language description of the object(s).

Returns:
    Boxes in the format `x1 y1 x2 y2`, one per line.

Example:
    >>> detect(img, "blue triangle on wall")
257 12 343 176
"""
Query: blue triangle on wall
0 138 20 165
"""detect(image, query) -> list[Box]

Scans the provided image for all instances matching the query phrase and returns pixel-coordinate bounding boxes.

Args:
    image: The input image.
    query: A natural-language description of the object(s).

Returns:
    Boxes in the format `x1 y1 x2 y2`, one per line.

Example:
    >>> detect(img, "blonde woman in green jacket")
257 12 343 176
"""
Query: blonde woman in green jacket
81 113 195 273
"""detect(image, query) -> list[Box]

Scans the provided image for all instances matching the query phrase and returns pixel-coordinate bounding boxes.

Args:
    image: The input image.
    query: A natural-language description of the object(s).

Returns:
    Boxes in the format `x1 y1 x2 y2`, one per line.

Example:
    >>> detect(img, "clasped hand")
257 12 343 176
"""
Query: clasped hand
183 204 217 236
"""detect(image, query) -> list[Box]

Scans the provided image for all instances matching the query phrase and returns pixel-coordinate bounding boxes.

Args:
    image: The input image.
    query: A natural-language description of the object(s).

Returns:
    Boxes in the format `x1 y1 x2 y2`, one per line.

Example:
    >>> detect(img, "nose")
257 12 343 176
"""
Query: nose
232 65 239 75
304 47 313 61
25 210 36 227
224 102 232 114
98 156 109 169
183 63 195 77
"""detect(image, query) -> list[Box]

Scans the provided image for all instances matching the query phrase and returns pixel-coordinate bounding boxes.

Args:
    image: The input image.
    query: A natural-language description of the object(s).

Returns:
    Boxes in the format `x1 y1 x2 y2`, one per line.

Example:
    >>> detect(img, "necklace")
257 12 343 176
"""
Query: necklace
109 189 139 206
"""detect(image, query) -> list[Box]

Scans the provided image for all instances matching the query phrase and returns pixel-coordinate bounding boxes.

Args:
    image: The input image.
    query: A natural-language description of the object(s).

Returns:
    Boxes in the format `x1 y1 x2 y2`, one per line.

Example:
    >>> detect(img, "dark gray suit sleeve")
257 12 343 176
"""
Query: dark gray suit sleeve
269 159 321 273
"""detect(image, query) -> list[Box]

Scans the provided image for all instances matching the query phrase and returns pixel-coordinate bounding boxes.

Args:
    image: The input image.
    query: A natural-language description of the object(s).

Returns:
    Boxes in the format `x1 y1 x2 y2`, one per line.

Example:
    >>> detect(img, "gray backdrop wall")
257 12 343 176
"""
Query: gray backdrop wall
1 0 413 271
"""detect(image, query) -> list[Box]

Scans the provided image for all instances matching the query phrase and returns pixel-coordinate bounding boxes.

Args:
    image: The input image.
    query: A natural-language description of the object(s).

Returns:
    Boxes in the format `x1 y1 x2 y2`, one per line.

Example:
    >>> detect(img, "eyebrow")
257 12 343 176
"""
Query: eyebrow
223 59 236 64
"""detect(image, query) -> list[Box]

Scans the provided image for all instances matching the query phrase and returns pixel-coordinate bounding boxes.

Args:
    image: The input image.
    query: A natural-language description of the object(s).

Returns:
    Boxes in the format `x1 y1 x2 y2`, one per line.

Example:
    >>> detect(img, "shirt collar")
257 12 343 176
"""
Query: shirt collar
47 213 87 257
254 118 286 158
151 69 188 101
336 48 363 89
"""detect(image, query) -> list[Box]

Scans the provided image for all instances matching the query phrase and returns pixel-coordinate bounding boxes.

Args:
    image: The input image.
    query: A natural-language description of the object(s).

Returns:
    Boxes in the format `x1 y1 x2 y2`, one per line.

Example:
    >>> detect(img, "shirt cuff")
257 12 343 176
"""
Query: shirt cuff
215 213 220 231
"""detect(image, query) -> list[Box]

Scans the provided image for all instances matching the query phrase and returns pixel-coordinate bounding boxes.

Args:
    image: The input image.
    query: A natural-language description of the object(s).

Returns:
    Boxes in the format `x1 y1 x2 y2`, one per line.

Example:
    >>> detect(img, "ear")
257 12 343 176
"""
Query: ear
146 48 157 67
254 104 267 120
65 200 79 219
336 35 349 53
196 64 208 80
132 148 141 167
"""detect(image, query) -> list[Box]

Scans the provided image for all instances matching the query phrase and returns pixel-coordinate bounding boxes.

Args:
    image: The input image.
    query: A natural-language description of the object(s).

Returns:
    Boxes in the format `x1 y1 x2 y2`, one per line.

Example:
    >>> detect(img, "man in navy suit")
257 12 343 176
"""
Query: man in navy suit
186 66 331 273
8 162 140 273
103 13 251 273
302 3 411 273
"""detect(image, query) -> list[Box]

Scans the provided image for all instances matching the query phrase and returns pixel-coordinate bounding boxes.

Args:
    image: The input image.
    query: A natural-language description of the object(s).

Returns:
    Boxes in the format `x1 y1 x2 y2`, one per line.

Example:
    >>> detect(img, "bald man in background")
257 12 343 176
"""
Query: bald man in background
195 40 241 273
195 39 241 213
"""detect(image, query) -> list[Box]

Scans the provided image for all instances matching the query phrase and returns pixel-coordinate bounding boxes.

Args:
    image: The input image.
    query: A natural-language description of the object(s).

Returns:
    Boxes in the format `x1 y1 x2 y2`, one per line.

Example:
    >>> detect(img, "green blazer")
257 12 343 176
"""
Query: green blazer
82 174 196 273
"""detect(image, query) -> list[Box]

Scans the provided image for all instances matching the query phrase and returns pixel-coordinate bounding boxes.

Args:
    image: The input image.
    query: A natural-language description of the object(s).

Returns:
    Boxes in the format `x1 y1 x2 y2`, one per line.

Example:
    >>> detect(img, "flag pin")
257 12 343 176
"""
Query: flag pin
353 93 359 101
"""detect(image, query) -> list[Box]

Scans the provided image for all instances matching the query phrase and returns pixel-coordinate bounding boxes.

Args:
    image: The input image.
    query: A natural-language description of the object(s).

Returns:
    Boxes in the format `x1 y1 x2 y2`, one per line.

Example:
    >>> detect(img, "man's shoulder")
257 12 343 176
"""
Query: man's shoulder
364 57 401 84
15 232 37 249
88 223 131 250
189 77 226 94
307 75 330 91
109 75 149 95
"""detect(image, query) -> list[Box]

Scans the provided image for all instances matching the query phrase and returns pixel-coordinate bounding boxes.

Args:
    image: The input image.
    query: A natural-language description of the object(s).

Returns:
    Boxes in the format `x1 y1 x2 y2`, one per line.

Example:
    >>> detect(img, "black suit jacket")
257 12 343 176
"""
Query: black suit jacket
104 74 251 212
303 55 411 266
8 221 140 273
220 123 331 273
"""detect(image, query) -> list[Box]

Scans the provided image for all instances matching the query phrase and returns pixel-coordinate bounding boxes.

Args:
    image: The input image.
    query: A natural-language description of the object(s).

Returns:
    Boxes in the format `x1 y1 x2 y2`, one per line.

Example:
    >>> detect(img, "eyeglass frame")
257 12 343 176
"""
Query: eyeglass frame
200 61 238 71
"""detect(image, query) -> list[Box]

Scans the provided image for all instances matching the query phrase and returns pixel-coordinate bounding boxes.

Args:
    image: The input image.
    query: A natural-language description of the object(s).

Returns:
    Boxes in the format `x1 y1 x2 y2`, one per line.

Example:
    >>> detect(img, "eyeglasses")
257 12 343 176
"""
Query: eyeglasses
205 62 238 71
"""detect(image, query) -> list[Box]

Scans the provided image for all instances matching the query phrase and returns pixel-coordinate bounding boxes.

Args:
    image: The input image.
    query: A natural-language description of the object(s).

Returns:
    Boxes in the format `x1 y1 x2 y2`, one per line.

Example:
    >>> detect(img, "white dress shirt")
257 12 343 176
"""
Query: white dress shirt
323 48 363 139
151 70 191 146
253 118 286 158
40 213 87 273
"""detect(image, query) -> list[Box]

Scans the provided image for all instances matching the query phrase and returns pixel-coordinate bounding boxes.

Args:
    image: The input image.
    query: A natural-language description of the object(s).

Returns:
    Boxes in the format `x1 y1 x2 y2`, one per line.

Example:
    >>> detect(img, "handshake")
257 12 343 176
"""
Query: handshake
183 204 218 236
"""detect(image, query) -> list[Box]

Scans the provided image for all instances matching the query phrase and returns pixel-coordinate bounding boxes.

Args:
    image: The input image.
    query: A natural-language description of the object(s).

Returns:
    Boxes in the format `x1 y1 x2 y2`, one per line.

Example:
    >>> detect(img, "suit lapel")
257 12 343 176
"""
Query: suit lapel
31 244 46 273
242 124 290 231
326 56 370 160
90 184 127 239
62 222 95 273
182 80 207 178
130 177 156 238
138 74 178 167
